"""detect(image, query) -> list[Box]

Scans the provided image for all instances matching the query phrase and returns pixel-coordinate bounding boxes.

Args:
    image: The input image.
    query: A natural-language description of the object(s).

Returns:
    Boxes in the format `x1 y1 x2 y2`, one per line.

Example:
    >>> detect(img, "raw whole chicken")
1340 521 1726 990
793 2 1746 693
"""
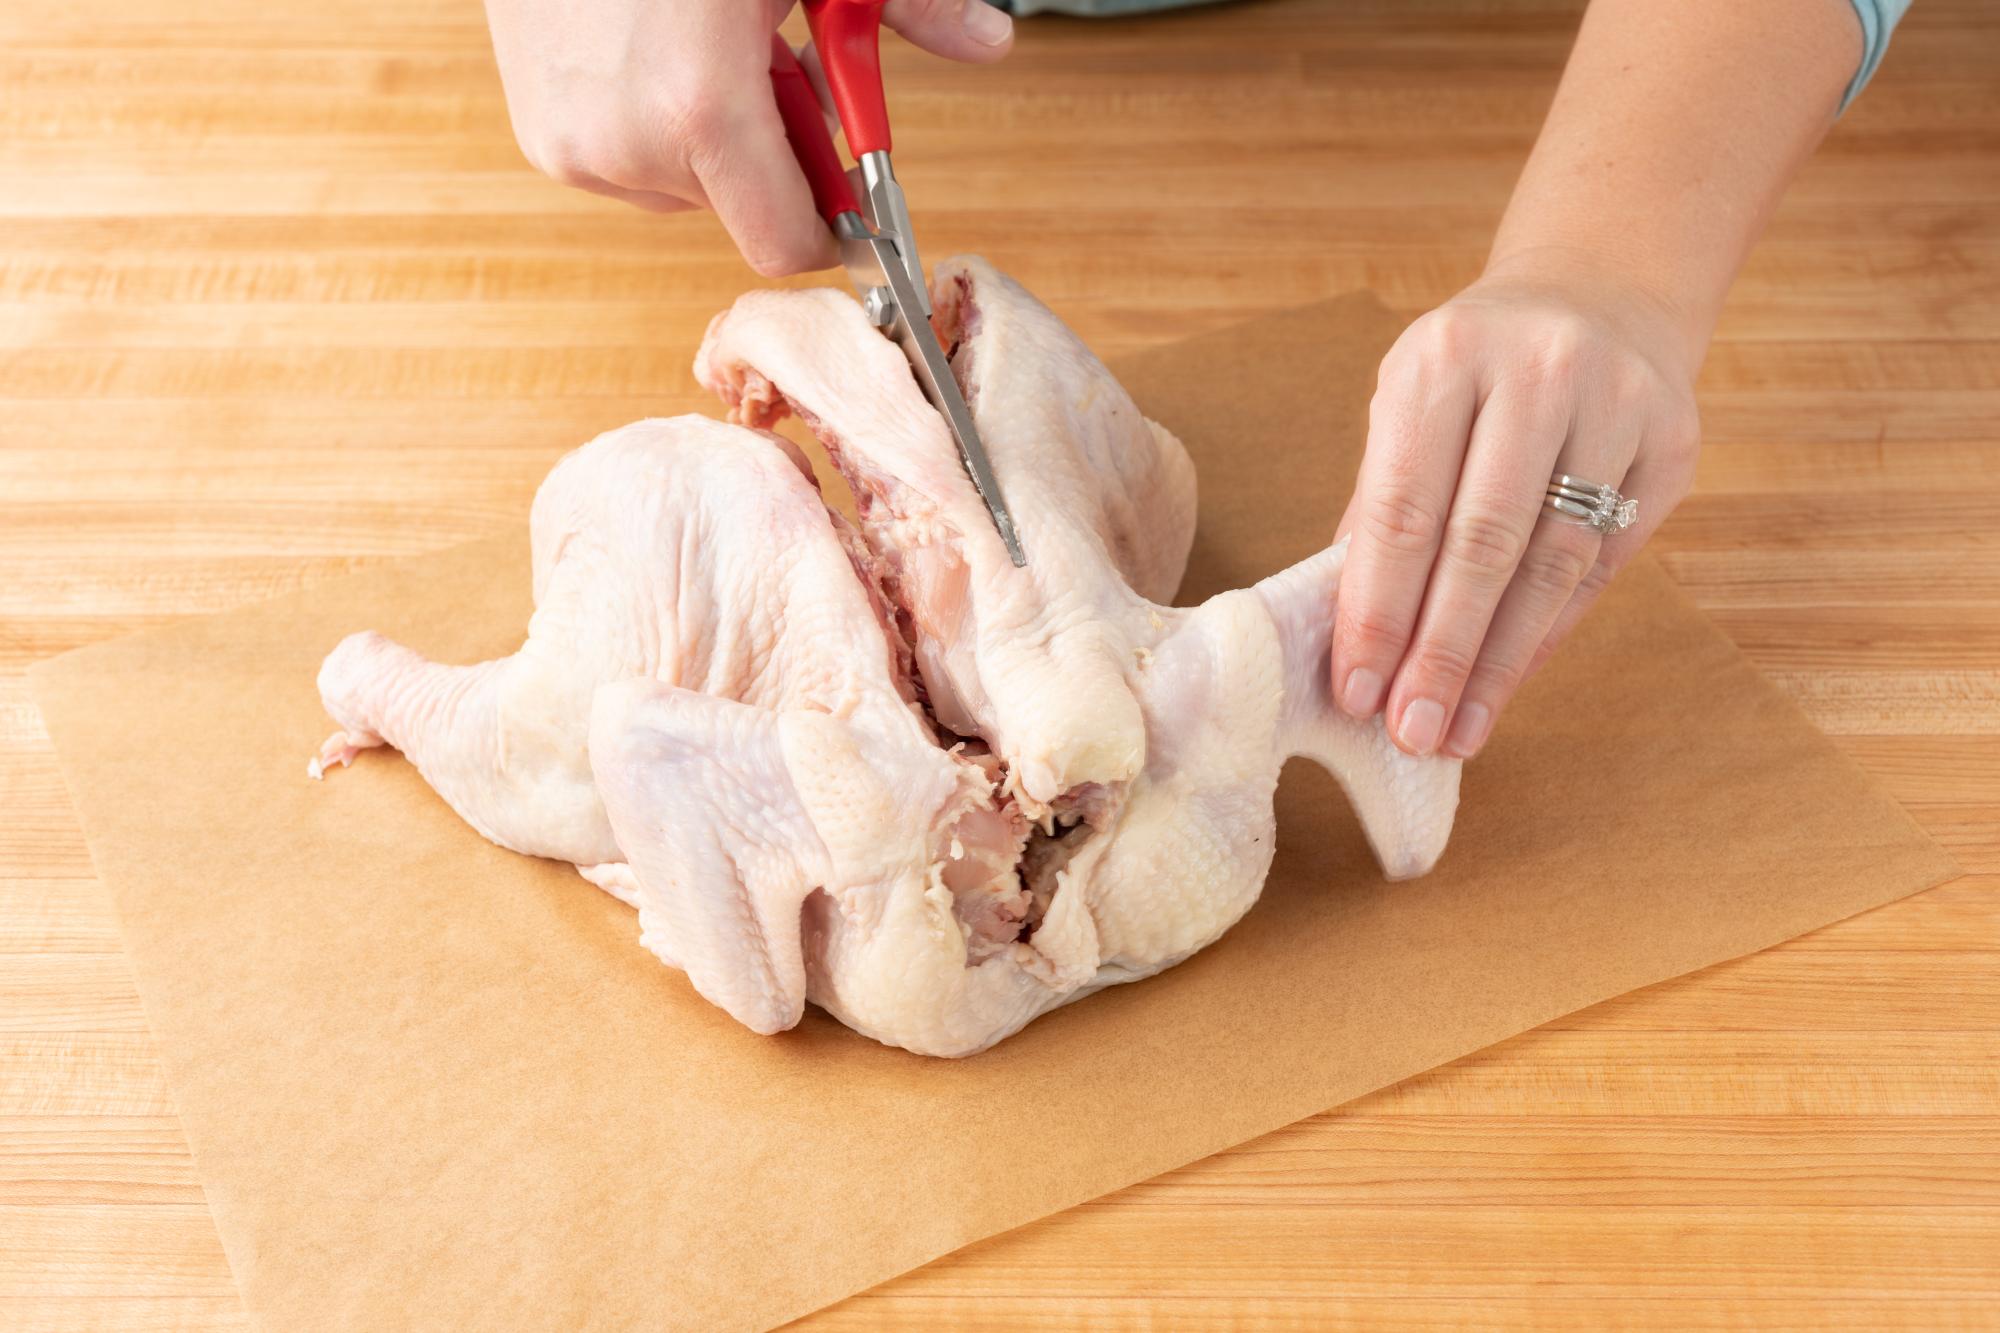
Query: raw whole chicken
312 258 1461 1057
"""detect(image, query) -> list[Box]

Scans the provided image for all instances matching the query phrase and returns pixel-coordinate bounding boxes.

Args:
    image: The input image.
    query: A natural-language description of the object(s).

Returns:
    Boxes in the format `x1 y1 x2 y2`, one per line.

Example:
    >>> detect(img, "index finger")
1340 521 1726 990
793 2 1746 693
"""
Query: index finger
1331 351 1478 722
689 91 840 278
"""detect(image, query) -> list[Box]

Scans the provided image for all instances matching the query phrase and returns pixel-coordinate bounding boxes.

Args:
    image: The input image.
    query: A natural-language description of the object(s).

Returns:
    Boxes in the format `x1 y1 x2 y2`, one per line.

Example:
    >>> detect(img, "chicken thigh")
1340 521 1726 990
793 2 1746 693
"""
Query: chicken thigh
312 418 1030 1031
313 258 1461 1056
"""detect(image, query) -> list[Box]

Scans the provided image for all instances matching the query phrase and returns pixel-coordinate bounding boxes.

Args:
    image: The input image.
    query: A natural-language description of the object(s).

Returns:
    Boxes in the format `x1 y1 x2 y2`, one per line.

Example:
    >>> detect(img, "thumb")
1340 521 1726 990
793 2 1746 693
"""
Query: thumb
883 0 1015 63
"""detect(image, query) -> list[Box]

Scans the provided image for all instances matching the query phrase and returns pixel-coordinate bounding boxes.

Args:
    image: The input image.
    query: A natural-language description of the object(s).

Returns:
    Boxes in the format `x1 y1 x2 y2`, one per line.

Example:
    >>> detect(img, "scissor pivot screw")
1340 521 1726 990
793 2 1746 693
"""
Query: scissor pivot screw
862 287 894 328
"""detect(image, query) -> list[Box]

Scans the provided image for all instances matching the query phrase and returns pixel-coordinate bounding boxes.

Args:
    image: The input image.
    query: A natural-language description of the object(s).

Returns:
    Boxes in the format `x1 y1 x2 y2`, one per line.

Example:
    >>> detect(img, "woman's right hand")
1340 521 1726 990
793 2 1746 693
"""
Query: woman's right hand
481 0 1014 275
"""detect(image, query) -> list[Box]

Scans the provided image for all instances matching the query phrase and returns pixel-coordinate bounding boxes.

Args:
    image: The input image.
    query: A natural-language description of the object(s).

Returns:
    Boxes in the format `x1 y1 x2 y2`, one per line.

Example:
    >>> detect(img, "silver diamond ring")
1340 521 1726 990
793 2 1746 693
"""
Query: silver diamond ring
1544 473 1637 536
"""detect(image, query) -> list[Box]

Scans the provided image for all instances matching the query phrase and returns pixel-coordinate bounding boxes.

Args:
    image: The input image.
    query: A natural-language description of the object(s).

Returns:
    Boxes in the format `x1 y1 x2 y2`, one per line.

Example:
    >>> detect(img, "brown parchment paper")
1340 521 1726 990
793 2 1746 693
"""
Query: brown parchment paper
32 292 1958 1332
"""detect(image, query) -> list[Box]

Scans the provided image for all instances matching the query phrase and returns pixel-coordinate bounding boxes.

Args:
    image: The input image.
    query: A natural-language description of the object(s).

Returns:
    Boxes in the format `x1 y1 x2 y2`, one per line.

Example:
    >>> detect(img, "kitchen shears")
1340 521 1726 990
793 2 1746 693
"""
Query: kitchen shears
768 0 1027 566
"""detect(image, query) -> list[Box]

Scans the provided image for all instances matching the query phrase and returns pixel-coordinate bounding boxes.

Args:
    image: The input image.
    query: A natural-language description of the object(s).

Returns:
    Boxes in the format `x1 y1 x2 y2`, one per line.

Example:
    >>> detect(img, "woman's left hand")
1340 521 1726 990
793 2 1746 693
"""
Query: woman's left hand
1331 252 1704 760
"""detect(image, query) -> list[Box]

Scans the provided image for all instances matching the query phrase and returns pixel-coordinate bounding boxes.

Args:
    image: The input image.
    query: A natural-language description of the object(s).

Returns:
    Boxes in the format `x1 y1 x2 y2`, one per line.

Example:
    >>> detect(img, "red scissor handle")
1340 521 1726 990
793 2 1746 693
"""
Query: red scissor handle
768 36 861 225
802 0 891 158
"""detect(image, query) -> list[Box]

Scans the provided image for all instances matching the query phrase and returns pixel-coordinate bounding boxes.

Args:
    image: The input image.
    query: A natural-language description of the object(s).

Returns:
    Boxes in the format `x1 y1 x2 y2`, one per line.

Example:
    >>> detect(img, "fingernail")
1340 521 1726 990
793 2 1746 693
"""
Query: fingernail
1340 667 1385 717
1396 698 1445 756
964 0 1013 46
1443 701 1490 758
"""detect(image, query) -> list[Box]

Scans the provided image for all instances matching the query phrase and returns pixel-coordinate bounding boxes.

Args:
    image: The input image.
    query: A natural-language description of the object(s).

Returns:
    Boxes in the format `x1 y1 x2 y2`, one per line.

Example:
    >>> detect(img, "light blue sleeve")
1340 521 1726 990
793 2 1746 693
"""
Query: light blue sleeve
1843 0 1913 111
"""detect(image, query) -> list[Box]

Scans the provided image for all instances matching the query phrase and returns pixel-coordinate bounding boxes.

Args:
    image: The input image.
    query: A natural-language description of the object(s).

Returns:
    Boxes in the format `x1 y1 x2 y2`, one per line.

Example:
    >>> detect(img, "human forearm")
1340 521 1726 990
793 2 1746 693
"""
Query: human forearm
1330 0 1873 763
1488 0 1864 365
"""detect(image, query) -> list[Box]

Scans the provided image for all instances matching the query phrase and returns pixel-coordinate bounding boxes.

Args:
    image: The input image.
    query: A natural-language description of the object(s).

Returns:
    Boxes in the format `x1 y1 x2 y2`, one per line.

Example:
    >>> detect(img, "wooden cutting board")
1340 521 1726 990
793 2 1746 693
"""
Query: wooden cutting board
3 0 1996 1326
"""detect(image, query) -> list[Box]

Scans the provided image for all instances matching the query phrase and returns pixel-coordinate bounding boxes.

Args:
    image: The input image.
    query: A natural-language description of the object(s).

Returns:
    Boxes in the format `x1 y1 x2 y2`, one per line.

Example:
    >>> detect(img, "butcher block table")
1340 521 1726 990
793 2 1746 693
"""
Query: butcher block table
5 0 1997 1326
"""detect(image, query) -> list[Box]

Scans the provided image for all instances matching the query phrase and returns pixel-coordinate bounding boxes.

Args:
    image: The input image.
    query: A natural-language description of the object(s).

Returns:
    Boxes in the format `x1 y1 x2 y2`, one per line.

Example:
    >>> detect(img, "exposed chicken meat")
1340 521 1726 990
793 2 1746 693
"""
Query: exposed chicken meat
312 258 1460 1056
696 258 1199 817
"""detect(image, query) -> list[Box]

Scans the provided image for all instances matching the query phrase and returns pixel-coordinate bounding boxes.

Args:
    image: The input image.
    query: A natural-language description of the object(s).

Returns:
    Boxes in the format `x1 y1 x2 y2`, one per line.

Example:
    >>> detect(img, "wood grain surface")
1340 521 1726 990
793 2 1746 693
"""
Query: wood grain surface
3 0 1996 1327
